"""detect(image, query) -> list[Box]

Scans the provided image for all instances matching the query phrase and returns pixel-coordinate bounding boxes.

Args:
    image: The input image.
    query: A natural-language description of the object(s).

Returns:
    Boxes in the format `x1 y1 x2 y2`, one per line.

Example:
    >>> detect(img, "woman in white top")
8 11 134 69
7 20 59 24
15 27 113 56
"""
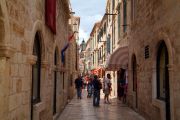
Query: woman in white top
103 74 112 104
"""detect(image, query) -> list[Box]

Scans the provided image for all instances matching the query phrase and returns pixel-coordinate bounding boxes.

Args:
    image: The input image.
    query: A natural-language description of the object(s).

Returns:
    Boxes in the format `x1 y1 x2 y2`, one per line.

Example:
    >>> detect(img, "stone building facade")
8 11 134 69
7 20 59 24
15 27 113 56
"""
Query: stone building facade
0 0 79 120
67 16 80 100
85 0 130 99
128 0 180 120
103 0 130 98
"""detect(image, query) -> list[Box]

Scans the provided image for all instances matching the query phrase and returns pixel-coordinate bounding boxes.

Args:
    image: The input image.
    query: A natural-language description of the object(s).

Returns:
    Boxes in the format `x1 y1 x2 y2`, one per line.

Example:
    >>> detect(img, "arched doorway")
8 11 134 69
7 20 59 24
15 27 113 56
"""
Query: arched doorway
132 54 138 108
157 41 170 120
31 32 42 120
53 48 58 115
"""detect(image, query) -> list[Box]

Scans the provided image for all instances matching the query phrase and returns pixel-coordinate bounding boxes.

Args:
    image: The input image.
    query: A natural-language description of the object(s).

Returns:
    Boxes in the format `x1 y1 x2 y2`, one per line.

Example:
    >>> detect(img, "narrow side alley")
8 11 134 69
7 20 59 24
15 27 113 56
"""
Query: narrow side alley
58 91 145 120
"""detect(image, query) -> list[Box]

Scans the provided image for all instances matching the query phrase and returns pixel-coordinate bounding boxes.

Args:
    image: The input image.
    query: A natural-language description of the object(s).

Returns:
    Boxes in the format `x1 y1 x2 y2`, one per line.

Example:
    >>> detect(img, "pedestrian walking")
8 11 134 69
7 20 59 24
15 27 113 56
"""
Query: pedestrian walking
75 75 83 99
103 74 112 104
92 75 102 107
87 80 93 98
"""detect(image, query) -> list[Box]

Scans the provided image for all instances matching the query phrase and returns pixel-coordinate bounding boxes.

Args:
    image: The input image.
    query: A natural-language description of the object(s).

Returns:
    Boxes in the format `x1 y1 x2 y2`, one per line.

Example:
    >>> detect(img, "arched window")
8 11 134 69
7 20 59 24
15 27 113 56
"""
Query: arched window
118 5 121 39
132 54 138 108
123 0 127 32
53 48 58 115
132 55 137 92
32 33 41 104
112 0 115 10
131 0 136 21
157 41 169 100
156 41 171 120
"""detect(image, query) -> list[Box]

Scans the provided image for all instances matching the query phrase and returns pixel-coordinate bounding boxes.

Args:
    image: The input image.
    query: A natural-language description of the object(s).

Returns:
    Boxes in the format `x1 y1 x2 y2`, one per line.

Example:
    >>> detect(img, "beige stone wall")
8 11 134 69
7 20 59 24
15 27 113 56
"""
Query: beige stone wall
0 0 75 120
128 0 180 119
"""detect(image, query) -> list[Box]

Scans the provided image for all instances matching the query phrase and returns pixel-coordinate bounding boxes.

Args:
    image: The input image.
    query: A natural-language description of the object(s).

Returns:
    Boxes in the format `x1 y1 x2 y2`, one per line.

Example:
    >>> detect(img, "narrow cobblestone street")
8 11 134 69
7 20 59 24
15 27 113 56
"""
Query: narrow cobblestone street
58 90 145 120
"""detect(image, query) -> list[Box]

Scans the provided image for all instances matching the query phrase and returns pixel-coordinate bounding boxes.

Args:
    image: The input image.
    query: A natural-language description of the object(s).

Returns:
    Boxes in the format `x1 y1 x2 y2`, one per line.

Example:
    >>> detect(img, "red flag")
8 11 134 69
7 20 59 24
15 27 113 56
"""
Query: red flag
68 32 76 42
45 0 56 34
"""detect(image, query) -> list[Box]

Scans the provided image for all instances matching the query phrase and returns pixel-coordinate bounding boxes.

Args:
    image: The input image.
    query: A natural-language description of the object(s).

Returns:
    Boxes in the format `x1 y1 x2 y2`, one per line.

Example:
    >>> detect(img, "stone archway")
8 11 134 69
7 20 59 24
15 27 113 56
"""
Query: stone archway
152 32 174 120
28 21 47 120
129 53 138 110
156 41 170 120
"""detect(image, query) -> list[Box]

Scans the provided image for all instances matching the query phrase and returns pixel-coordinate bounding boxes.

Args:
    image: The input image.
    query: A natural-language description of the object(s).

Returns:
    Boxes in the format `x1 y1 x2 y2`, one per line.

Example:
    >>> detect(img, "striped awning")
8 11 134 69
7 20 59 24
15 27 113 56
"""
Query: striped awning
106 46 128 71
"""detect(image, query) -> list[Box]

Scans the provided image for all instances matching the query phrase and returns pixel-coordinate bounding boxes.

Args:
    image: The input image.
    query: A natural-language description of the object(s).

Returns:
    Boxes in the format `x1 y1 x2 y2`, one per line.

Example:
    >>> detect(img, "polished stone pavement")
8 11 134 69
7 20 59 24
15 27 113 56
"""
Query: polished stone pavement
57 90 145 120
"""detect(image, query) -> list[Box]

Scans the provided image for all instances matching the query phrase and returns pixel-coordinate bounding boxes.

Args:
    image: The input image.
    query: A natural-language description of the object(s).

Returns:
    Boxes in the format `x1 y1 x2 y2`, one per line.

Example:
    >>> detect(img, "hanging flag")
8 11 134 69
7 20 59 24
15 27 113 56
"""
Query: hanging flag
61 32 76 64
45 0 56 33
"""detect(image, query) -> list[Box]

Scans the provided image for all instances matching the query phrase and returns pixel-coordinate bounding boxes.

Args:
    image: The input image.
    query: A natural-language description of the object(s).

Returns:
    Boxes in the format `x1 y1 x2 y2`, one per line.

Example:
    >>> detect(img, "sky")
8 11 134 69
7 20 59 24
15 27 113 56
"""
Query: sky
70 0 107 44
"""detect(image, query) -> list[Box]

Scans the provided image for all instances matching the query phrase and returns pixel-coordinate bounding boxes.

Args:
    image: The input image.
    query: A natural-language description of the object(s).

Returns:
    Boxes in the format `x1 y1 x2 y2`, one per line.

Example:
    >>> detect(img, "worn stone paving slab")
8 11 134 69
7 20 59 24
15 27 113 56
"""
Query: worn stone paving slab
57 91 145 120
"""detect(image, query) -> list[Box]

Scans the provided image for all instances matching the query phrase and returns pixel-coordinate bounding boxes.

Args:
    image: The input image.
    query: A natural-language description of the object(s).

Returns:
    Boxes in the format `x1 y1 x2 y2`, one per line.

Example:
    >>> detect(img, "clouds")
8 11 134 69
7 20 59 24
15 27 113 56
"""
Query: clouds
70 0 106 43
79 28 88 41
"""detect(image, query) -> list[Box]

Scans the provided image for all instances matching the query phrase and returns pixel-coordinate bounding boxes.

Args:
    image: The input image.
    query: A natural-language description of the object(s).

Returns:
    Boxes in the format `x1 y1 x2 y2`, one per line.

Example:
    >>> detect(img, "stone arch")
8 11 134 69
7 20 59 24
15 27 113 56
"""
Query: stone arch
152 31 174 69
151 31 174 120
129 53 138 109
129 52 140 71
30 20 46 60
30 21 47 120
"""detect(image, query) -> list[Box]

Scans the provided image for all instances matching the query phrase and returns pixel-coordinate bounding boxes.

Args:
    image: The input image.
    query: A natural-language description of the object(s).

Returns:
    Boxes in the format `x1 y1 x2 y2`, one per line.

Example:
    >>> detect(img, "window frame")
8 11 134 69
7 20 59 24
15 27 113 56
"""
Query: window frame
32 33 41 105
156 42 169 101
123 0 127 33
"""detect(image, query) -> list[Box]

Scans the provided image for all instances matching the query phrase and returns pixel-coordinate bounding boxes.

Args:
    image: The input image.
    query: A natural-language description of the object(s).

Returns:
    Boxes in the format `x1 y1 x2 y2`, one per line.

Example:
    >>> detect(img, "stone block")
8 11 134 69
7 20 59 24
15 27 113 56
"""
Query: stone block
9 78 16 95
22 77 30 91
16 78 22 93
22 91 30 105
9 94 18 111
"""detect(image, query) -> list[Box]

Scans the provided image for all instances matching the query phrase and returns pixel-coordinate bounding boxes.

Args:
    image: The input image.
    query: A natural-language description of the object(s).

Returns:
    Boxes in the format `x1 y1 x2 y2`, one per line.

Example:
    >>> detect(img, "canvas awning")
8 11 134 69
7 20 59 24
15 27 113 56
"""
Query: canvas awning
106 46 128 71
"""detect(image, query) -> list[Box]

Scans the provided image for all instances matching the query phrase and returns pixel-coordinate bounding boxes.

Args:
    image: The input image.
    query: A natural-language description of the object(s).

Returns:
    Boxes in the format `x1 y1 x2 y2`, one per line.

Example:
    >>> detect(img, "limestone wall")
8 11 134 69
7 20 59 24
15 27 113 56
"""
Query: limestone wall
0 0 73 120
128 0 180 119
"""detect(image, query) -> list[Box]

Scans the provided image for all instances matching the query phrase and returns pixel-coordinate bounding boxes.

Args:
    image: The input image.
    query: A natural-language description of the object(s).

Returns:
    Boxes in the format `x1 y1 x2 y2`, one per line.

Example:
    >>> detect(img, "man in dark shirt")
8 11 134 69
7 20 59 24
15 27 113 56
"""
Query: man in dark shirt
75 75 83 99
92 75 102 106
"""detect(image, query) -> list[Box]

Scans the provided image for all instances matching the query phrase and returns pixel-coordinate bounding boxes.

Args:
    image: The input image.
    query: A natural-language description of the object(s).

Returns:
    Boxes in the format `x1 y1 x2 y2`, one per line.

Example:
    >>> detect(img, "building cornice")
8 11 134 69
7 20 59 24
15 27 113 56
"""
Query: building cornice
90 22 101 36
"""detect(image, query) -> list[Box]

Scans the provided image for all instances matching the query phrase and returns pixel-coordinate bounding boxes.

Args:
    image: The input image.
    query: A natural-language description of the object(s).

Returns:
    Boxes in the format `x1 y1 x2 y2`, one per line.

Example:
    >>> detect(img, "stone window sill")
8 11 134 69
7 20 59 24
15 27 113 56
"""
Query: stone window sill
152 99 166 120
33 101 45 112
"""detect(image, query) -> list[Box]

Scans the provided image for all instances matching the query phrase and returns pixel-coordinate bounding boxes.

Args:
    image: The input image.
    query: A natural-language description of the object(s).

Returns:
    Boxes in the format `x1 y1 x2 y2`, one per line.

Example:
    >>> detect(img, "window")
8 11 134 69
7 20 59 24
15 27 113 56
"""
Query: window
108 4 111 22
98 34 100 42
118 6 121 39
75 44 78 70
32 33 41 104
113 22 116 49
123 0 127 32
104 23 106 33
157 42 169 100
106 35 111 54
93 52 94 64
53 49 58 115
132 55 137 91
131 0 136 22
112 0 115 11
